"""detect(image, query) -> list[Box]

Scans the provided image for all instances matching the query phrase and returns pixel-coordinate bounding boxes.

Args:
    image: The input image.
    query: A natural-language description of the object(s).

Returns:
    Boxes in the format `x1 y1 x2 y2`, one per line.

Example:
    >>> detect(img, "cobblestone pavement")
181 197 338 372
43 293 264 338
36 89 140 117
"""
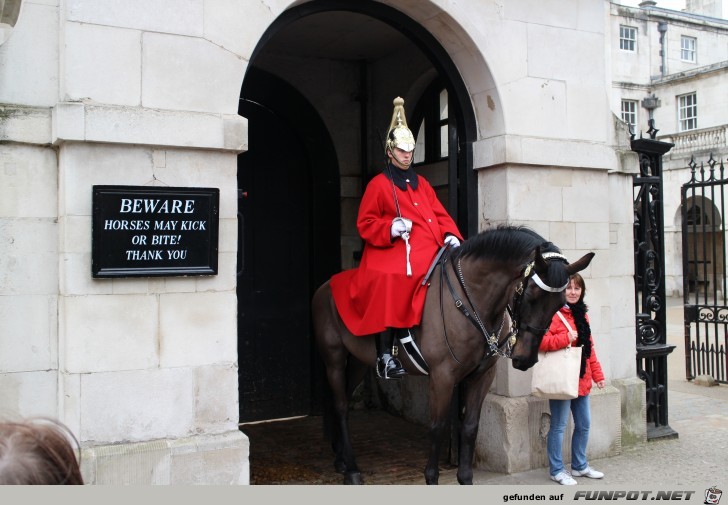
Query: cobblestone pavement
241 297 728 486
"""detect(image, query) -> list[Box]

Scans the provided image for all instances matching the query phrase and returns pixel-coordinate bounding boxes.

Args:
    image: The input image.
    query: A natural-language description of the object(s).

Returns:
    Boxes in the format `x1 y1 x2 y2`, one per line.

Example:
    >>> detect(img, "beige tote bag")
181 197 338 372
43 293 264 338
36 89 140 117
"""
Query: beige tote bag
531 312 582 400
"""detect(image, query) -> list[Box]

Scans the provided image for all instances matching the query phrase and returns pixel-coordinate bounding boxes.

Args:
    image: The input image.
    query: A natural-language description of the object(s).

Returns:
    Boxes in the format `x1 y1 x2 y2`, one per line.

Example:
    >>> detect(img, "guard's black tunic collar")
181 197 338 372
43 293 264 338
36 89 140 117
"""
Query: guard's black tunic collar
384 162 418 191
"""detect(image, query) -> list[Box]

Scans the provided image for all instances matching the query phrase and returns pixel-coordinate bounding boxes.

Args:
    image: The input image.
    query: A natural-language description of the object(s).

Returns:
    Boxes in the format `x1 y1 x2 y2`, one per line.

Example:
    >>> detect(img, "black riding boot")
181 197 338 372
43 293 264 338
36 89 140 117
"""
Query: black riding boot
375 329 407 379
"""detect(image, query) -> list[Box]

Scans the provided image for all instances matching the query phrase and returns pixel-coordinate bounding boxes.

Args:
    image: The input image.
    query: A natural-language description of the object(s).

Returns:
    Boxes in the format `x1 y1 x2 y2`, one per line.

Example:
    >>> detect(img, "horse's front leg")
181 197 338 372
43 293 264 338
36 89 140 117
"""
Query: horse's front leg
424 377 456 485
456 364 497 485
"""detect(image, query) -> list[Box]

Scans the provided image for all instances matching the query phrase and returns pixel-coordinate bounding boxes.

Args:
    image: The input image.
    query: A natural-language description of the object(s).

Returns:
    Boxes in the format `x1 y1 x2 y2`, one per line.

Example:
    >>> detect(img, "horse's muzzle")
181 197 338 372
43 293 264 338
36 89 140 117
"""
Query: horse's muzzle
510 356 537 371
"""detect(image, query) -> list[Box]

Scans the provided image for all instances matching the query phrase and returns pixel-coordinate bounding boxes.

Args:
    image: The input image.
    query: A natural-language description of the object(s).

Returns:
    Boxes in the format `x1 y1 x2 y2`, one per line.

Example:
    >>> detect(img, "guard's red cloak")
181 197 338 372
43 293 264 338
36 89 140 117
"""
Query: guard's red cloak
330 172 463 336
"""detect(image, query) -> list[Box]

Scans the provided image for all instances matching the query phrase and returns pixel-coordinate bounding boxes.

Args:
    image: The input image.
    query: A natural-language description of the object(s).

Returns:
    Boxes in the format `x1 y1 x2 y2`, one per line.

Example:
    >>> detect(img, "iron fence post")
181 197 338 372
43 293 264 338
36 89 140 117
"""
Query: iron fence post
631 136 678 440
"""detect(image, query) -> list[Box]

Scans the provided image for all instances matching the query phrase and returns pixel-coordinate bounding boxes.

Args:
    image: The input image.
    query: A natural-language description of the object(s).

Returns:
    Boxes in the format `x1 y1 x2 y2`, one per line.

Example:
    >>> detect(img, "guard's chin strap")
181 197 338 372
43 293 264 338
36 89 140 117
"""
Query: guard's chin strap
388 149 413 169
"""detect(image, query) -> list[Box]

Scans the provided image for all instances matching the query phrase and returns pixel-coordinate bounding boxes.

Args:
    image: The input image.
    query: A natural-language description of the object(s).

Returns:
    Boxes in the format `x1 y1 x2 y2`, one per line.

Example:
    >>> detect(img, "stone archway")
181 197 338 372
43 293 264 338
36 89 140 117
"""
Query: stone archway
236 0 499 423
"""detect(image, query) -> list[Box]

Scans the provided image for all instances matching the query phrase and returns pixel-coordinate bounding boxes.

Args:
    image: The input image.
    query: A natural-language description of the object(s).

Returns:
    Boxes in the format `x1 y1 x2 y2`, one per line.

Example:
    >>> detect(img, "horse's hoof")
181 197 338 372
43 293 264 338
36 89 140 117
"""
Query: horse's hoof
334 459 347 474
425 477 439 485
344 472 363 485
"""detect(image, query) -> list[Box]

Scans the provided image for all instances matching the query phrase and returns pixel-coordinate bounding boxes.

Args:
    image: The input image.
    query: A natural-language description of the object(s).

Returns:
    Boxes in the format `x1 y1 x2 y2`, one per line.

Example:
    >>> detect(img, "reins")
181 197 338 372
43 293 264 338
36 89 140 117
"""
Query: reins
438 249 569 365
440 253 508 364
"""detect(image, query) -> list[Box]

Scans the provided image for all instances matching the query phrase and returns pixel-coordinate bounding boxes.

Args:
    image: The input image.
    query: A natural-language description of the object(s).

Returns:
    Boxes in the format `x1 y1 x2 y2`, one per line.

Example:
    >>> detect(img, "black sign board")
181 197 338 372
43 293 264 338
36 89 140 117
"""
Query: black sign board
92 185 219 278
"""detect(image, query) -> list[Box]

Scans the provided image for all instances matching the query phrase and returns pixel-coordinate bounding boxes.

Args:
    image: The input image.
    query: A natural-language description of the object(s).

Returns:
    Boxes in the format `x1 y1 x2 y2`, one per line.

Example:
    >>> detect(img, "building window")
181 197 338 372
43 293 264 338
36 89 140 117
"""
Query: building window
411 80 449 165
620 25 636 51
681 36 696 62
678 93 698 132
621 100 638 128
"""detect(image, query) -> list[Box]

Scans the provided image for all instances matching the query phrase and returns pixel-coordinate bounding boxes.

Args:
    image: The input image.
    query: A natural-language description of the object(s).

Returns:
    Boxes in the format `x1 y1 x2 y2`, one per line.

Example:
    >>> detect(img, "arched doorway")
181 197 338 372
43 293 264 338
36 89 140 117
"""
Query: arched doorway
237 1 478 425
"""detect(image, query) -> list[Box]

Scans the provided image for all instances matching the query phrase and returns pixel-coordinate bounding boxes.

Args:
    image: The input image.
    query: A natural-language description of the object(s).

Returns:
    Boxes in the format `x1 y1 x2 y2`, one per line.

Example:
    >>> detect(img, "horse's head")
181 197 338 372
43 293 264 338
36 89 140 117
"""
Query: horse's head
509 247 595 371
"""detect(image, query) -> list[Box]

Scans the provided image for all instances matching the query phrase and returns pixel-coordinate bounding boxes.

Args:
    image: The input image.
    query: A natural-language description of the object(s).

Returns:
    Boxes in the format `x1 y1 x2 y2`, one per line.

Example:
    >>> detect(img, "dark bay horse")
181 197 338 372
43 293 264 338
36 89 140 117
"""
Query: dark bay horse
311 225 594 484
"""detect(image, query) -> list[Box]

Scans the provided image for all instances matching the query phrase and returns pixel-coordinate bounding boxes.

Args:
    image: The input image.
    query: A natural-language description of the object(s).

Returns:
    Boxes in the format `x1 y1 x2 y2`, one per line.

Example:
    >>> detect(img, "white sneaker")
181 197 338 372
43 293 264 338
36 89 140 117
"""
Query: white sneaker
550 471 577 485
572 466 604 479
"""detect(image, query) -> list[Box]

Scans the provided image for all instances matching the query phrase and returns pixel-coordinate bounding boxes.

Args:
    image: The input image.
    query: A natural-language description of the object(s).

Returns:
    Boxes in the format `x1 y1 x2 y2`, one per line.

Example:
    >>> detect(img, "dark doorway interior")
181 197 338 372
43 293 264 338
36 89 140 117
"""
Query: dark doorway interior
237 69 339 423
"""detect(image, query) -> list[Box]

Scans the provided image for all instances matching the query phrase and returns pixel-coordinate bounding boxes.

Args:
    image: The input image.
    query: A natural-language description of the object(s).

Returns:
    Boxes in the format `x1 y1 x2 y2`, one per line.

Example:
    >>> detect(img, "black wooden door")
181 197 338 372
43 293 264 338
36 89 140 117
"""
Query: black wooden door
237 98 311 422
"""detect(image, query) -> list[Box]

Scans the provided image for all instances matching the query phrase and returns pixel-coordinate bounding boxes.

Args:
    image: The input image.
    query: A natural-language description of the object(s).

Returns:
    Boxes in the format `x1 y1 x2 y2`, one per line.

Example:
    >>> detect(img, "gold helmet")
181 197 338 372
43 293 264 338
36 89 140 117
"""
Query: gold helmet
385 97 416 154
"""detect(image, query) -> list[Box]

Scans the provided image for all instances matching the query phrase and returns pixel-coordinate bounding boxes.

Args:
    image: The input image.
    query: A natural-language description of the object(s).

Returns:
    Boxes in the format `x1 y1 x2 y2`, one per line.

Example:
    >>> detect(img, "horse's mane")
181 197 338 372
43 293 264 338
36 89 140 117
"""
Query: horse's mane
456 224 568 288
458 224 562 263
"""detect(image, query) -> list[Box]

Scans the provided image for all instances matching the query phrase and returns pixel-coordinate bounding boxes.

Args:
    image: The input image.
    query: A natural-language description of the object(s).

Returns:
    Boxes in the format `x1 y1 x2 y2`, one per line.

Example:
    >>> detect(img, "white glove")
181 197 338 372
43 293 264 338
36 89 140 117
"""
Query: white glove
391 219 408 238
444 235 460 248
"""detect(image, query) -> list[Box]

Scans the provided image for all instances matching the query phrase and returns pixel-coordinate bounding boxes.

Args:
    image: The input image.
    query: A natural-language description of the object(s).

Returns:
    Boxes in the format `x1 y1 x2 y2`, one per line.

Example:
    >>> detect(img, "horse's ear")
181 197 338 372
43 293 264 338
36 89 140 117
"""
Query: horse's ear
534 245 548 270
565 252 595 275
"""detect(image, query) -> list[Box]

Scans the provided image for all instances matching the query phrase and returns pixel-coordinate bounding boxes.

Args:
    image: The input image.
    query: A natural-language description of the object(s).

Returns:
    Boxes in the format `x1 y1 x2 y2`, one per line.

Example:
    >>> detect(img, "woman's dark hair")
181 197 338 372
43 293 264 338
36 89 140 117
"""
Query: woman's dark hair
0 418 84 485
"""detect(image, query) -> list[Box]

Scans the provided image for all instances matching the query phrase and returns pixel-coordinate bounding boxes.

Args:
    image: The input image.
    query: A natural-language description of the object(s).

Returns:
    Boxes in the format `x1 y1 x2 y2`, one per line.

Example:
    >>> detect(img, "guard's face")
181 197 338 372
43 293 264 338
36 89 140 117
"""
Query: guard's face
388 147 413 170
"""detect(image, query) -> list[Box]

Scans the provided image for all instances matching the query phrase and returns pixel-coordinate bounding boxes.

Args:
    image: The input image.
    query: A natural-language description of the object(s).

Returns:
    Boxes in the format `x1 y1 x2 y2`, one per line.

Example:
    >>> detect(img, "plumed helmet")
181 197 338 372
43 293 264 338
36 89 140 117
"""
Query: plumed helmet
385 97 416 154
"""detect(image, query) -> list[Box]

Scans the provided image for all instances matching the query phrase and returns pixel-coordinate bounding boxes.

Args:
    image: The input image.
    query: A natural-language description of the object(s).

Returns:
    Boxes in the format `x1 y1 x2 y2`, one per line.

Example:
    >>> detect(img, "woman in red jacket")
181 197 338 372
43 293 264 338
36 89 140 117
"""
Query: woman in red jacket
330 97 463 379
540 273 606 486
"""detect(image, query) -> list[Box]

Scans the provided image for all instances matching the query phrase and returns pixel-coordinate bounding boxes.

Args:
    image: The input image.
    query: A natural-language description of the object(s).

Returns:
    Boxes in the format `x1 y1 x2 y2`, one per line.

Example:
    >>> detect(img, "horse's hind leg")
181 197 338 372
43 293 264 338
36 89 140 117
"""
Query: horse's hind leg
312 283 365 484
456 365 497 485
325 360 364 484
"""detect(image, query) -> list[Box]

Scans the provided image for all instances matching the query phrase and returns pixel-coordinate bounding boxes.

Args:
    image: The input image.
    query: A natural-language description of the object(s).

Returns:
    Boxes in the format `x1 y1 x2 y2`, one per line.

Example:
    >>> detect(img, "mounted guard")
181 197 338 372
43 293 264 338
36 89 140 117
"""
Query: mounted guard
328 96 464 379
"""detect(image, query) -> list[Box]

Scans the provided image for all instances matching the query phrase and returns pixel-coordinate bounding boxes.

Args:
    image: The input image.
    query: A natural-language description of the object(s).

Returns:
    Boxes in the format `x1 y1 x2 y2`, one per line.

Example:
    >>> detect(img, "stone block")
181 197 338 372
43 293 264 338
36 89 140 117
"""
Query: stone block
194 365 239 431
0 144 57 218
223 114 248 153
0 295 56 371
0 218 58 295
66 0 203 36
64 22 142 106
505 77 567 139
84 104 227 150
155 149 238 218
62 294 159 373
79 368 195 442
0 106 52 145
0 370 58 418
170 431 249 485
549 221 576 249
575 222 610 250
59 143 154 216
474 393 531 473
142 32 244 114
564 171 610 223
52 102 86 143
612 377 646 447
194 253 236 293
0 2 58 107
478 386 622 474
203 0 271 58
80 430 249 484
158 291 236 368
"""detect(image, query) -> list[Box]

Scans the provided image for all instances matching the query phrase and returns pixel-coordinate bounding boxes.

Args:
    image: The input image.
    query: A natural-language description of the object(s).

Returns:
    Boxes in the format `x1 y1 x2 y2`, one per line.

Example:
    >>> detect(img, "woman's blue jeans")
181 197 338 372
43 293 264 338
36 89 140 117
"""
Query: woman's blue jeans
547 395 591 476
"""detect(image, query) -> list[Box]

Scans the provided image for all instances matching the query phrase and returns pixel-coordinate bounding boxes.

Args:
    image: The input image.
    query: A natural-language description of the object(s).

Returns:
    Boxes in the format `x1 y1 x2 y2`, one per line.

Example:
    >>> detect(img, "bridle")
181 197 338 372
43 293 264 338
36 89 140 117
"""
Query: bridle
440 250 569 363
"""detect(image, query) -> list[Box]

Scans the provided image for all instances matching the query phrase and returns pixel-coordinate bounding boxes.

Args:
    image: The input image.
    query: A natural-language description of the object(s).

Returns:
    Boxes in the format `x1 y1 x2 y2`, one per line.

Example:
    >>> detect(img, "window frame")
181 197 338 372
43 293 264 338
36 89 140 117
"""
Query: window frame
677 92 698 132
680 35 697 63
621 99 638 129
619 25 637 52
410 79 449 166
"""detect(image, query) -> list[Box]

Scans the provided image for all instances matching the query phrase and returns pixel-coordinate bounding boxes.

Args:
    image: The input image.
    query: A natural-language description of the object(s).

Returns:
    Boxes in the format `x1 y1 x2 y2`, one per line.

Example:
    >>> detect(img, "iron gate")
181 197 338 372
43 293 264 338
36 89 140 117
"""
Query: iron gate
681 155 728 384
